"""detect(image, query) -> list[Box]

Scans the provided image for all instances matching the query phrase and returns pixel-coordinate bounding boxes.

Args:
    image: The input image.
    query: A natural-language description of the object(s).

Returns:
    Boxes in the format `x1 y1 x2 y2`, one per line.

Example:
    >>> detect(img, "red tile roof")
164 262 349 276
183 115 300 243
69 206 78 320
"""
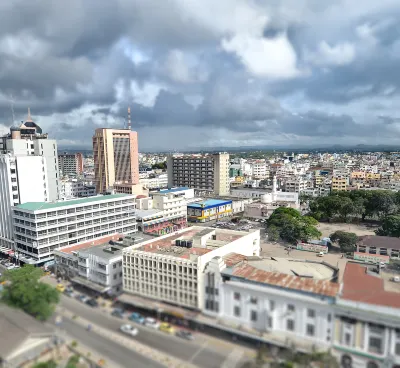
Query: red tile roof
223 253 248 267
341 263 400 308
231 263 339 297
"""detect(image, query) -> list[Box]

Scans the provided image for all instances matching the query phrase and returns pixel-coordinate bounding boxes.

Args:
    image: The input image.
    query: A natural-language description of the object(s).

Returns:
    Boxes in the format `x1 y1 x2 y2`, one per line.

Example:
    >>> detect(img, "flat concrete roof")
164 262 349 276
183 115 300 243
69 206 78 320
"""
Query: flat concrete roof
188 199 232 209
15 194 132 212
157 187 190 194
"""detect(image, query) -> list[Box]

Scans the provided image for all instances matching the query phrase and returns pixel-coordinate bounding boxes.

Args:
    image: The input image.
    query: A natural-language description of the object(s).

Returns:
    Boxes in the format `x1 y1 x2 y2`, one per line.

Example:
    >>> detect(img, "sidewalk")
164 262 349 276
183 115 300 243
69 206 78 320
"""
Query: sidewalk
57 307 197 368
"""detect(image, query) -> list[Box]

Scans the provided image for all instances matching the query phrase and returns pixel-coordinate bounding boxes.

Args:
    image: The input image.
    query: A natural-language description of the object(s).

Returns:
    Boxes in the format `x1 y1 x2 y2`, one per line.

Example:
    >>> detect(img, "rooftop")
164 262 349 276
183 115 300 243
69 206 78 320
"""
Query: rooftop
15 194 133 212
124 227 246 260
358 235 400 250
341 262 400 308
188 199 232 208
158 187 190 194
136 209 163 219
222 254 339 297
57 234 123 256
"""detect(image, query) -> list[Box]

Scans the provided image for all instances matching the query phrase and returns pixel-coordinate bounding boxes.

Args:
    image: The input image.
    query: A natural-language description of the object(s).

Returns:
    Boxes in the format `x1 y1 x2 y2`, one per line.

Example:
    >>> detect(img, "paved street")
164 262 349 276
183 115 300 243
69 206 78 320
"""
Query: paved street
60 295 240 368
58 318 163 368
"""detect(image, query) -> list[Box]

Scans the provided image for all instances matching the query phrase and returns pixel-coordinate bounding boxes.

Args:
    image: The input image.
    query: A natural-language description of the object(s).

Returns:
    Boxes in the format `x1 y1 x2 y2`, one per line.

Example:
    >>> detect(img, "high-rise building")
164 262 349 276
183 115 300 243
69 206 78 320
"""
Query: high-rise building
93 128 139 193
0 109 60 201
167 153 230 196
58 152 83 176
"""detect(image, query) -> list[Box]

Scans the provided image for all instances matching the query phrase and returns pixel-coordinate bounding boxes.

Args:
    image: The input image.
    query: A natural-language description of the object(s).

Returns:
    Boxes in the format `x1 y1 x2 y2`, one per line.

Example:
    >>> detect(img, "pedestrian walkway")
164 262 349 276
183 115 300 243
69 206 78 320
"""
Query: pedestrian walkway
221 348 245 368
57 307 198 368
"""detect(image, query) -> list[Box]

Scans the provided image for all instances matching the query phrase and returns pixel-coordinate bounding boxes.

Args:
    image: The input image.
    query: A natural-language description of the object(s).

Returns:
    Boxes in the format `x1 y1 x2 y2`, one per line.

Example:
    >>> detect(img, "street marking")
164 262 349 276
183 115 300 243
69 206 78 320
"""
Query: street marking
221 348 244 368
188 340 208 364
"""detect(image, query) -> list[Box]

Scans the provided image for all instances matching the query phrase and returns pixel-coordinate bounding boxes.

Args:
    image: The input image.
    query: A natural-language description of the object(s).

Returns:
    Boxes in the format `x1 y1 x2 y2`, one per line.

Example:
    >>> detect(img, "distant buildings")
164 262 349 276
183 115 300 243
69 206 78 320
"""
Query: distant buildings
93 128 139 193
187 199 232 223
167 153 230 196
58 152 83 176
60 178 96 199
13 194 137 266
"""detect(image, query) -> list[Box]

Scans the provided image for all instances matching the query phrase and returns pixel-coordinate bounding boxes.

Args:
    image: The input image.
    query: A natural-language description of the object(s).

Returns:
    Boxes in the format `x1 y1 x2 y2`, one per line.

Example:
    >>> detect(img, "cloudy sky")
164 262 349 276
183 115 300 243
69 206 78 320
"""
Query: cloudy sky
1 0 400 151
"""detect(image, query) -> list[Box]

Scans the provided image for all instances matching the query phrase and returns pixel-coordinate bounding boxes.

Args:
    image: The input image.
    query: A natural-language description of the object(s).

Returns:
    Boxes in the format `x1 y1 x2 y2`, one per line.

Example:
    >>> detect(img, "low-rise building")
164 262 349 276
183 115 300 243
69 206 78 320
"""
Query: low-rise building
332 176 349 191
333 262 400 367
122 227 260 309
203 255 339 353
13 194 137 265
187 199 232 222
356 235 400 259
60 178 96 199
54 233 128 295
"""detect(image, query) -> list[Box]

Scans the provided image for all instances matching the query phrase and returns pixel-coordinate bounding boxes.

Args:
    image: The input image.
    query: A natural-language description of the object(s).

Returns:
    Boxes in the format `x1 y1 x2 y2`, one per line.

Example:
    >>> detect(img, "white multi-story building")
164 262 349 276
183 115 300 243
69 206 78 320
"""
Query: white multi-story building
0 111 60 201
122 227 260 309
0 154 49 253
203 255 339 353
333 263 400 368
60 178 96 199
54 234 136 295
251 160 268 179
167 153 230 196
282 176 309 193
151 189 187 221
139 174 168 189
12 194 137 266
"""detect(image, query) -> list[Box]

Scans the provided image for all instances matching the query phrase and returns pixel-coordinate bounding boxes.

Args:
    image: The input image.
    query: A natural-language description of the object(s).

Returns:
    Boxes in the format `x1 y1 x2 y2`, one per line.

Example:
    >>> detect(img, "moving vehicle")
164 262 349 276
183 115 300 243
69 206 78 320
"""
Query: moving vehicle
120 324 139 337
176 330 195 341
144 317 160 329
129 312 145 324
56 284 66 293
159 322 175 334
111 308 125 319
317 252 324 257
86 298 99 308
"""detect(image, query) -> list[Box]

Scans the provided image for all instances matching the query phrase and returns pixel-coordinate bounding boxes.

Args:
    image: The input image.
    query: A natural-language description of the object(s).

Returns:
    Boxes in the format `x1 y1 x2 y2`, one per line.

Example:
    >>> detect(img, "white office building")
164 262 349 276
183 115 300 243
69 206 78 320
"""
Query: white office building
122 227 260 309
0 154 49 254
60 178 96 199
203 255 339 353
12 194 137 265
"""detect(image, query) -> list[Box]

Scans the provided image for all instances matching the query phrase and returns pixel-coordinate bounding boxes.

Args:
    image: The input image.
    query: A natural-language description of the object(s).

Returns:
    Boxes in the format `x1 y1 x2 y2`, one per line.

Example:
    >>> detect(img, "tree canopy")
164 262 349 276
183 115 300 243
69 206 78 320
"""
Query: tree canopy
152 162 167 170
329 231 358 253
1 265 59 321
267 207 321 244
375 214 400 237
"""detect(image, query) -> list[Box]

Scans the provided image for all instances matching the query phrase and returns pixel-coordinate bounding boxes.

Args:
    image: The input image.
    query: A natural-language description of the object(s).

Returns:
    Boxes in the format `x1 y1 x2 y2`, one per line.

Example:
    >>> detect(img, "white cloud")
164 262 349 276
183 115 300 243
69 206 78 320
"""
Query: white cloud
306 41 356 67
164 50 193 83
221 33 302 79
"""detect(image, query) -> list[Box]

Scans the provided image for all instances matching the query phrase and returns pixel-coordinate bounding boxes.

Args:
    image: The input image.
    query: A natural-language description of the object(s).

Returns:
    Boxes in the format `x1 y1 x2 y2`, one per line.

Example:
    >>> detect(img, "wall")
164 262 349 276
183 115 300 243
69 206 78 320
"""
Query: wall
17 156 48 203
0 155 14 249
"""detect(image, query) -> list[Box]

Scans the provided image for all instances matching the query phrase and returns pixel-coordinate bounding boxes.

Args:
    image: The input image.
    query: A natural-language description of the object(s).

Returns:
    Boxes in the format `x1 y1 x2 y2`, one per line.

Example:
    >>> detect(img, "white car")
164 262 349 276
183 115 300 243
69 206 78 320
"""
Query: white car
120 324 139 336
144 317 160 329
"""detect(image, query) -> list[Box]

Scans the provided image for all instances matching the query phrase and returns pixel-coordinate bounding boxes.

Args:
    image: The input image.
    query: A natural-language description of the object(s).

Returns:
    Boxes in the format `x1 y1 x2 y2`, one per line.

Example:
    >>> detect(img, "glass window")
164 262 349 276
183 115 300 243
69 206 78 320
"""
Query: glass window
307 309 315 318
368 324 384 354
288 304 295 312
250 297 258 304
269 300 275 311
287 319 295 331
251 310 257 322
234 306 241 317
267 316 273 329
234 292 240 301
306 324 315 336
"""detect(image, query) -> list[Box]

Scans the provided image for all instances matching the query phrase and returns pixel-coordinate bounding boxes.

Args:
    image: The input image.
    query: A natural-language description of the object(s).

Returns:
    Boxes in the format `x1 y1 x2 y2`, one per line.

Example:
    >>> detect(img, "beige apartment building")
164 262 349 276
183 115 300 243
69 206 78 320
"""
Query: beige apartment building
331 176 349 191
167 153 230 196
93 128 139 193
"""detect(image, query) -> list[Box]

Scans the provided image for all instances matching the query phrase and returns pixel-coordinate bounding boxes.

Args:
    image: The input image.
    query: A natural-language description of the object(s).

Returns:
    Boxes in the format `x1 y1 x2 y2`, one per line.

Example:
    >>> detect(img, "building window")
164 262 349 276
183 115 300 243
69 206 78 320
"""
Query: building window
396 330 400 356
306 324 315 336
267 316 273 329
234 292 240 301
368 324 384 355
287 319 295 331
250 310 257 322
287 304 295 312
366 362 379 368
113 263 117 269
307 309 315 318
234 306 241 317
269 300 275 311
250 297 257 304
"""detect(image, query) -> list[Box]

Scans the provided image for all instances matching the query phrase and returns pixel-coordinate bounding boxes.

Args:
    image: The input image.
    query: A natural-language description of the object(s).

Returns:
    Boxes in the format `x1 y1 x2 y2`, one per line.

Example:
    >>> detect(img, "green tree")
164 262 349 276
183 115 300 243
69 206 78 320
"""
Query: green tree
375 215 400 237
267 225 280 241
32 361 57 368
1 265 59 320
329 231 358 253
151 161 167 170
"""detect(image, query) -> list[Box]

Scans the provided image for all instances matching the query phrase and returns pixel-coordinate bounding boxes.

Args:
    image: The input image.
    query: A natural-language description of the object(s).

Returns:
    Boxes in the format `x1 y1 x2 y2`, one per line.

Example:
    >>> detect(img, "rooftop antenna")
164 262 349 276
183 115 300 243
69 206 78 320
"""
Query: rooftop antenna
127 106 131 131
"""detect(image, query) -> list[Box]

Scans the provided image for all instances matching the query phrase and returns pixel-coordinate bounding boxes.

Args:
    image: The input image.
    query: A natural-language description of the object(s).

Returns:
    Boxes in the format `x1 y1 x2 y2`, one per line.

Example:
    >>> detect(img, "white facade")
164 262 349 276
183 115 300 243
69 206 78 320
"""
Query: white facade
0 154 48 252
60 179 96 199
251 161 268 179
151 192 187 221
12 194 137 265
123 227 260 309
139 174 168 189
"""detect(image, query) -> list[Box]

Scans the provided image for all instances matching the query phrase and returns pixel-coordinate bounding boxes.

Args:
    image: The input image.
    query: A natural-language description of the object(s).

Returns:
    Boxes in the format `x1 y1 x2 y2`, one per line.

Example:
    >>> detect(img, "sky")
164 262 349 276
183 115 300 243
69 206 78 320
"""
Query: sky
1 1 400 151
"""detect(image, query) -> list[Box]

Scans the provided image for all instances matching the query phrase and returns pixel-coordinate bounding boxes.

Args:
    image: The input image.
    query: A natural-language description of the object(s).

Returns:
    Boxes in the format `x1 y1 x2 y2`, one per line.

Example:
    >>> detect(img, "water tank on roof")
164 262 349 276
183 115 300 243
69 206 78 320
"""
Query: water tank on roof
187 240 193 248
181 240 187 247
175 240 181 247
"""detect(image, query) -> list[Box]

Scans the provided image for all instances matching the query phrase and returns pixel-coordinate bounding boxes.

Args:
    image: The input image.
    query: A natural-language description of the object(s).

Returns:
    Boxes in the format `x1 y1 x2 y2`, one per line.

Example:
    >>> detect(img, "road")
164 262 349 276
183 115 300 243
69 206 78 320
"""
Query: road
58 318 164 368
60 295 231 368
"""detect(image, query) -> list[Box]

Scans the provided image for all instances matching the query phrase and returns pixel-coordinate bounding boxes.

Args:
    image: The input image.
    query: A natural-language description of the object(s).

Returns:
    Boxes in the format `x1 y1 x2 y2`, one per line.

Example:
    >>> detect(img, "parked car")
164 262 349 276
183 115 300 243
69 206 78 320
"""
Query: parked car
317 252 324 257
159 322 175 334
63 287 74 297
56 284 65 293
120 324 139 336
176 330 195 341
144 317 160 329
129 312 145 324
111 308 125 319
76 294 90 303
86 298 99 307
391 276 400 283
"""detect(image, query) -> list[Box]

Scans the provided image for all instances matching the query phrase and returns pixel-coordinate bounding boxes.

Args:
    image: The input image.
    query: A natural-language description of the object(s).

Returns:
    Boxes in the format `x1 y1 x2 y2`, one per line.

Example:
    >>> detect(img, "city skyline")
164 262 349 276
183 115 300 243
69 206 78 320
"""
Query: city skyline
0 1 400 151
